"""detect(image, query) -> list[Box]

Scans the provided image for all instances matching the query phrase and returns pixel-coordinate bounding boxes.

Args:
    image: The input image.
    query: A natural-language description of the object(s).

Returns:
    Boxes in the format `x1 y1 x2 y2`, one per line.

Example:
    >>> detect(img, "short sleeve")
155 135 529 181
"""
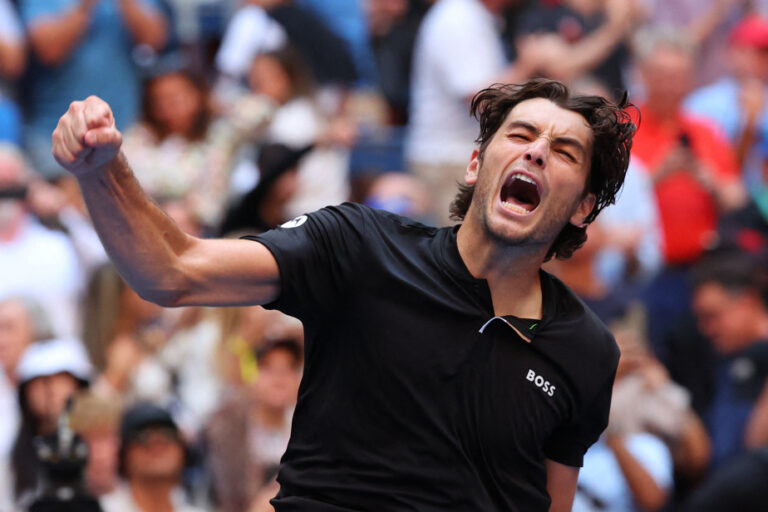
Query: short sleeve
244 203 367 320
543 368 616 467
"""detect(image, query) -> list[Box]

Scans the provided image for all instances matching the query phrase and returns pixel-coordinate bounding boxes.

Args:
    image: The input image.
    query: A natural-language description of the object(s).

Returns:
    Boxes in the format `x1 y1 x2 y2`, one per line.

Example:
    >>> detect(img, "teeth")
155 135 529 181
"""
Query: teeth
512 173 537 186
501 201 531 214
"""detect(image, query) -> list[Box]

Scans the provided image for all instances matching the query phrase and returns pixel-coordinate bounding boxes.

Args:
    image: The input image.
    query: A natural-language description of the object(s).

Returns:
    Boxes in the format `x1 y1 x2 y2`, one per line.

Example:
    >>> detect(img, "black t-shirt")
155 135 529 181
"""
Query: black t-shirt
247 203 619 511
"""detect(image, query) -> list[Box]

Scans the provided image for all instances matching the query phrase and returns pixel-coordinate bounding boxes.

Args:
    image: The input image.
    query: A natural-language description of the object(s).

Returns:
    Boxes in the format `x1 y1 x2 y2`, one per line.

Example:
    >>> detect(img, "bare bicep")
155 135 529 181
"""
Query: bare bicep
175 238 281 307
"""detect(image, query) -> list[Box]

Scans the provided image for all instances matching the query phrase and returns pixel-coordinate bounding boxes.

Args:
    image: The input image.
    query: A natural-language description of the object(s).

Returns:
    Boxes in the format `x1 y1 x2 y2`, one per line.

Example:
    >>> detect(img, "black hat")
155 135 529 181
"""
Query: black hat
218 143 313 235
256 143 313 190
120 402 178 444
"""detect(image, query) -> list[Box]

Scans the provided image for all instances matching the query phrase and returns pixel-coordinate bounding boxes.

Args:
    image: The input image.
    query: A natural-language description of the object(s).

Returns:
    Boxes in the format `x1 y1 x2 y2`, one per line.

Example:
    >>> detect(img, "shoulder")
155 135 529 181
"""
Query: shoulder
542 271 620 370
305 202 436 234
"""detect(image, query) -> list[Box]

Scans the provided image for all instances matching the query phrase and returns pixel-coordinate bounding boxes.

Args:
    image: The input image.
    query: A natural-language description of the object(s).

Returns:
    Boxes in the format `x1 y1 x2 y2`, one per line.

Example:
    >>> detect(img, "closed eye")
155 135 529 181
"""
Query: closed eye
556 149 576 162
509 133 530 141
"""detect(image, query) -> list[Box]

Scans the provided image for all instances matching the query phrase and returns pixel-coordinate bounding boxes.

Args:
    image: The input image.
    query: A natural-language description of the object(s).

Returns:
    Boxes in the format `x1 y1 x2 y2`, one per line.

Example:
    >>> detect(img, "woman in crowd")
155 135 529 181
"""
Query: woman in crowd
122 61 273 231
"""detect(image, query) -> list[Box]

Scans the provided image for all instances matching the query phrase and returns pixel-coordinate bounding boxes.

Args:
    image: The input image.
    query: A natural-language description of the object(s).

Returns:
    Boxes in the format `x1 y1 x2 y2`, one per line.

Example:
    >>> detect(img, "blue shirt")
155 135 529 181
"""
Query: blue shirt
707 341 768 469
19 0 159 136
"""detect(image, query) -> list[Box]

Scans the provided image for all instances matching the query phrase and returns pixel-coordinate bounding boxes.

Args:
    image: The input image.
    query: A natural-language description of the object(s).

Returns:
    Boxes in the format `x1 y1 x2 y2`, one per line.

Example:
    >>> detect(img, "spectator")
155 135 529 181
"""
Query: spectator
82 263 167 403
686 14 768 194
121 60 273 229
0 296 52 511
367 0 429 125
18 0 168 178
0 143 84 338
248 47 356 219
11 337 92 505
220 142 311 235
100 402 206 512
297 0 378 86
642 0 759 86
545 159 661 323
515 0 639 95
0 0 25 145
214 1 286 88
69 391 123 498
691 253 768 469
630 28 746 355
212 306 303 392
207 338 302 512
257 0 358 89
573 309 692 511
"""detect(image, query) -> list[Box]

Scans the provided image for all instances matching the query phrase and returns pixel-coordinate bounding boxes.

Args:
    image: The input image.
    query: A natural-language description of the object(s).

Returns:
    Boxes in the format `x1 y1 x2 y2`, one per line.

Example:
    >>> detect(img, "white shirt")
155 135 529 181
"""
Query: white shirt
100 484 207 512
406 0 507 165
0 217 84 338
215 5 287 78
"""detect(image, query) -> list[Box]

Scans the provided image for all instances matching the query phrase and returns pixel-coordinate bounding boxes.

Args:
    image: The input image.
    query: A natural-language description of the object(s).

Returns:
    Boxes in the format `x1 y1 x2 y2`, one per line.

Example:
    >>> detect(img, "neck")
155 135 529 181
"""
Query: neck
129 479 176 512
456 222 545 319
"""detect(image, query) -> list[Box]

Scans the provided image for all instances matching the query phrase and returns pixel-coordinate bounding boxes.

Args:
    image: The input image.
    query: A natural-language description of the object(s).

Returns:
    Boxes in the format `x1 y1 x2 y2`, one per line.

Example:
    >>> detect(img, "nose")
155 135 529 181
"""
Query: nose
524 139 547 168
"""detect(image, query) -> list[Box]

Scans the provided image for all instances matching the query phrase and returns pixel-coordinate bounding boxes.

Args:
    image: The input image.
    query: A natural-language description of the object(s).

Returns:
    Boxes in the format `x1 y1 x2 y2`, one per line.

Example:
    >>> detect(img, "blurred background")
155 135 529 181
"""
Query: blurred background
2 0 768 510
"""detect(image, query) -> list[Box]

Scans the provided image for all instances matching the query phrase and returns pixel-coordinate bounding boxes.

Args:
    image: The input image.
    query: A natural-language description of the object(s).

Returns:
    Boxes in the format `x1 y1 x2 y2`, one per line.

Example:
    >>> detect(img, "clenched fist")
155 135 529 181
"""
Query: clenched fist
52 96 123 177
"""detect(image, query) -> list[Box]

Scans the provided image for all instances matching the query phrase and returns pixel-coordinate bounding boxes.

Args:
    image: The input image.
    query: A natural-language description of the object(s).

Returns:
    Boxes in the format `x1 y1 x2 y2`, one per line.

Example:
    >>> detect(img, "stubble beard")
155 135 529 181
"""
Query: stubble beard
471 170 581 253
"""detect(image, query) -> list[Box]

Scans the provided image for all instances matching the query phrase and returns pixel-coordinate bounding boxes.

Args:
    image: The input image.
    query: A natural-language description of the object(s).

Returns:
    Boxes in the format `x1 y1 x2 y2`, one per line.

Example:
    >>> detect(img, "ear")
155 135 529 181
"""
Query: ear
465 149 480 185
569 193 596 228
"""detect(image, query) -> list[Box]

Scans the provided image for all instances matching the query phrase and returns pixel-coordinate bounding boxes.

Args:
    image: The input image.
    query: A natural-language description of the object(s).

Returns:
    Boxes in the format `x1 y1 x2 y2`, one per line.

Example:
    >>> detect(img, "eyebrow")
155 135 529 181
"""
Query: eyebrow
506 120 587 158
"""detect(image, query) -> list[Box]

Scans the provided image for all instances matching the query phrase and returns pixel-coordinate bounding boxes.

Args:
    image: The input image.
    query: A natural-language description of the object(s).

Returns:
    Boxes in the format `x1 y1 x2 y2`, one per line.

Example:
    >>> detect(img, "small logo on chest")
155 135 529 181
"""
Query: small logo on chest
526 369 556 397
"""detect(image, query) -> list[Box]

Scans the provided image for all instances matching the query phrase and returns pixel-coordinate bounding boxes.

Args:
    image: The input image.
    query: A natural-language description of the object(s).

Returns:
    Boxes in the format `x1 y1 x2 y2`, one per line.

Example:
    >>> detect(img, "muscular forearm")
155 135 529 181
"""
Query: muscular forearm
607 436 667 511
55 96 281 308
28 3 93 66
77 153 195 305
118 0 167 50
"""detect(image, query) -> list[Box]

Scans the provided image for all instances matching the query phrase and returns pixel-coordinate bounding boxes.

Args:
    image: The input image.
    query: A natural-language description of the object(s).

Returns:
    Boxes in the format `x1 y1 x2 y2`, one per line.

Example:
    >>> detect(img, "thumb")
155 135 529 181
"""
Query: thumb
84 126 122 148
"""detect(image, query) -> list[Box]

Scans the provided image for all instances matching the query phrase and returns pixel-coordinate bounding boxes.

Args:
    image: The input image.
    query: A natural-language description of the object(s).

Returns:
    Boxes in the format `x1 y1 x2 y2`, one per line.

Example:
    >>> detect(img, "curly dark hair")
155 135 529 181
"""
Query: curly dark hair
449 79 637 261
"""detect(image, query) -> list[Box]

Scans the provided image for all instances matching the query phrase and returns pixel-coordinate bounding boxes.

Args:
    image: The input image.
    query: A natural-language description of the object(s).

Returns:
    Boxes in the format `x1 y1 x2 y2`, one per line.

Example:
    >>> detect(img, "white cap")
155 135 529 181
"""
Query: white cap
15 338 93 384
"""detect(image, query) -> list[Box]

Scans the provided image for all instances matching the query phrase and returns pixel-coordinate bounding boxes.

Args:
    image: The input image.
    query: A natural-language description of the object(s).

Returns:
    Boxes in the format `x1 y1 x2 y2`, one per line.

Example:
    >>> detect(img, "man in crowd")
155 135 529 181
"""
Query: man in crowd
101 402 205 512
18 0 168 178
691 253 768 470
630 28 746 357
0 143 83 338
51 78 635 511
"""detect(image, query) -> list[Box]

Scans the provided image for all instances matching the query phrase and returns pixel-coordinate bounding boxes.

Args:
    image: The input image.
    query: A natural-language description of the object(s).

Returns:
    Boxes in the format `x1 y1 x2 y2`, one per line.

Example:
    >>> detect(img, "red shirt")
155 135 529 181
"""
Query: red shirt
631 107 740 264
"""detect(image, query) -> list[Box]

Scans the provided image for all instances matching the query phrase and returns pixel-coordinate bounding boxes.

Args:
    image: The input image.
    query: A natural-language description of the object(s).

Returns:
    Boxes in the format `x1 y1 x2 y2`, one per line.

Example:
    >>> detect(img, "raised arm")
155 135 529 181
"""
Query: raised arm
52 96 280 307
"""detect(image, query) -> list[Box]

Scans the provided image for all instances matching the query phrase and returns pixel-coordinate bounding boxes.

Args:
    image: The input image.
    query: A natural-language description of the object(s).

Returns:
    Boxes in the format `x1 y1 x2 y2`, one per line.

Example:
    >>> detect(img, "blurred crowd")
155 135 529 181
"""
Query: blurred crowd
2 0 768 511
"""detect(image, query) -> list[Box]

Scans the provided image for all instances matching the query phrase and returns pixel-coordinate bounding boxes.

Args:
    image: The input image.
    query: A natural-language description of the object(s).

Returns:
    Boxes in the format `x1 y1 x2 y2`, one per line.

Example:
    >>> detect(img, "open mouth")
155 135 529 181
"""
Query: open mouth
500 172 541 215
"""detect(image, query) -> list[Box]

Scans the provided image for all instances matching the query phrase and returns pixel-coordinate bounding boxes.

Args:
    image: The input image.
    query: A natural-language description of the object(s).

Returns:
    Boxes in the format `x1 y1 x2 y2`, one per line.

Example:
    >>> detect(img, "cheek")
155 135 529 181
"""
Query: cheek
24 385 47 416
